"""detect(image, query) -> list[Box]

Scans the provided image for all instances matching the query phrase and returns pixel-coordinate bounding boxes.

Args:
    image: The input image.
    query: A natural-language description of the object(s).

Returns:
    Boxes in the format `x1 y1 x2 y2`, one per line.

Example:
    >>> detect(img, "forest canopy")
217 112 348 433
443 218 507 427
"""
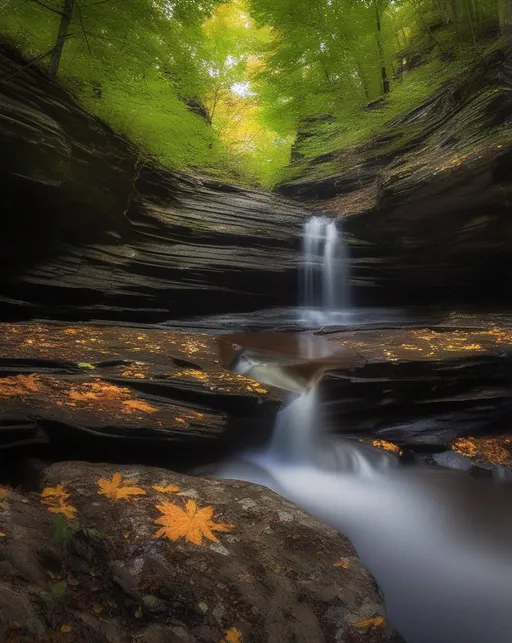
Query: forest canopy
1 0 509 187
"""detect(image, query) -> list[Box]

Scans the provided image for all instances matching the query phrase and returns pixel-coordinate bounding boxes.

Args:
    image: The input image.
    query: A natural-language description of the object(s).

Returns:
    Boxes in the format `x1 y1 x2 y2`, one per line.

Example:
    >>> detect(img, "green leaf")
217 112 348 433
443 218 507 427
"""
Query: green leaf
78 362 95 370
51 581 68 599
52 514 72 544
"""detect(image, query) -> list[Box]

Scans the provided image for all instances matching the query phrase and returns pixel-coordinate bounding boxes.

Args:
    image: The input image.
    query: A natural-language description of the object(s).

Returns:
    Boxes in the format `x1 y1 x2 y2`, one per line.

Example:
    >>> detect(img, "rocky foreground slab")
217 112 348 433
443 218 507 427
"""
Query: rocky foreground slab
0 462 401 642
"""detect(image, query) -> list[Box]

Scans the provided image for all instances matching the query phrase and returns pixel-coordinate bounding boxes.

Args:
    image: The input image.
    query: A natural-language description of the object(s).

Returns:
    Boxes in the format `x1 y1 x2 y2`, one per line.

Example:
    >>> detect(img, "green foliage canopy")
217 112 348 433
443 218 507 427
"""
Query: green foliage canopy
0 0 506 187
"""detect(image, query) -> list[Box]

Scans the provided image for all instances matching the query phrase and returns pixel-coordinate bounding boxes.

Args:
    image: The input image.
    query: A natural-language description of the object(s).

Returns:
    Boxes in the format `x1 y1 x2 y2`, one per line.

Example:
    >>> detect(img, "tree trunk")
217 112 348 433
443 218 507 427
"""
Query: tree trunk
355 62 371 100
411 0 447 55
49 0 74 76
498 0 512 43
373 0 390 95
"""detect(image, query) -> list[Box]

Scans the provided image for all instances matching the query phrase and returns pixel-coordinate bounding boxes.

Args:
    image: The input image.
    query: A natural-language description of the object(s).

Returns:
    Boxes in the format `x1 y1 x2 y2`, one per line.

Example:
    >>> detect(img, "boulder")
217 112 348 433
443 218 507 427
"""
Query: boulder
0 462 400 642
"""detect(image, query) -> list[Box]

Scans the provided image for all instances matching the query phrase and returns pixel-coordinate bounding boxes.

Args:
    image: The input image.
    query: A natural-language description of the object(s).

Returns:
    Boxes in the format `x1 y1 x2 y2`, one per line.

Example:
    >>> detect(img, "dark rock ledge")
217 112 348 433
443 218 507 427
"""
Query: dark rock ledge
0 46 308 323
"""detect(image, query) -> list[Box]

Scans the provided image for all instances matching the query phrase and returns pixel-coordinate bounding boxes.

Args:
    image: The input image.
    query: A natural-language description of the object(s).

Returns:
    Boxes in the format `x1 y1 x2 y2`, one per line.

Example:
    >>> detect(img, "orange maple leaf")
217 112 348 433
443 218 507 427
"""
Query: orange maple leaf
153 499 234 546
221 627 243 643
41 485 77 520
97 473 146 502
152 484 180 493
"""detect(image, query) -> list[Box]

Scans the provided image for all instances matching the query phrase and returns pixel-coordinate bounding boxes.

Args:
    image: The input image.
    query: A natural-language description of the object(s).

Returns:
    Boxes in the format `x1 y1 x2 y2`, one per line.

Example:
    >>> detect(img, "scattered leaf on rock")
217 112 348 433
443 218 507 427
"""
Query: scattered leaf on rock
60 625 72 633
354 616 385 628
0 374 40 398
122 399 157 413
78 362 95 370
97 473 146 502
371 439 401 455
0 489 8 510
334 559 349 568
152 484 180 493
222 627 243 643
0 532 6 537
153 499 234 546
41 485 77 520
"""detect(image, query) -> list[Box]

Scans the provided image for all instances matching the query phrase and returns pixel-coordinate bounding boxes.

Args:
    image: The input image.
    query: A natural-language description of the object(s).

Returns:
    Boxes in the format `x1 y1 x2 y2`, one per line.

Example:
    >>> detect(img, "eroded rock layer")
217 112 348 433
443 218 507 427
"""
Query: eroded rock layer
279 48 512 307
0 47 307 323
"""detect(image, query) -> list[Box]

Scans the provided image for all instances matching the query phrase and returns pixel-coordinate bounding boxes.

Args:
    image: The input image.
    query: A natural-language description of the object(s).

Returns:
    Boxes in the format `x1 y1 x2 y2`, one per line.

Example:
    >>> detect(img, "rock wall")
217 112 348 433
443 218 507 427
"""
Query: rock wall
279 48 512 308
0 47 307 323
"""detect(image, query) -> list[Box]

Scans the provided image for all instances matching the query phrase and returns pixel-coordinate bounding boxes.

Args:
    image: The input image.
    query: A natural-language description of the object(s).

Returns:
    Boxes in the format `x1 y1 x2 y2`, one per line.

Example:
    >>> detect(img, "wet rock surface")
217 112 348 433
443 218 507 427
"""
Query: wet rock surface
219 319 512 446
0 322 283 478
0 461 400 642
2 318 512 478
0 47 307 323
279 48 512 308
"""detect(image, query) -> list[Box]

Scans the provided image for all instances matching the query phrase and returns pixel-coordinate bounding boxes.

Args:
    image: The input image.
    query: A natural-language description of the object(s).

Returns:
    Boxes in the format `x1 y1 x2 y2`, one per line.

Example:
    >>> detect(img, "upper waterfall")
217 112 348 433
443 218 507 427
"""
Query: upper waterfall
301 215 351 325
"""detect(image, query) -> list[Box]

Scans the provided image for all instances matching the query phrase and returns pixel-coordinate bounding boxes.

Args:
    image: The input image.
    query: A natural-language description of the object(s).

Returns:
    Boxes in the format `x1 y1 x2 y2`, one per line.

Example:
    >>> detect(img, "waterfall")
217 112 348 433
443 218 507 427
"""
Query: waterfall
270 388 318 463
212 383 512 643
208 212 512 643
301 215 350 325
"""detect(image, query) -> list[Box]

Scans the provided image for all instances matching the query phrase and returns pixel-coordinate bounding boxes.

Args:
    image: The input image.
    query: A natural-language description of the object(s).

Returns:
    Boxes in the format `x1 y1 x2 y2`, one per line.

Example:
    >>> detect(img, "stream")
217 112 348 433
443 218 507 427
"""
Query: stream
208 216 512 643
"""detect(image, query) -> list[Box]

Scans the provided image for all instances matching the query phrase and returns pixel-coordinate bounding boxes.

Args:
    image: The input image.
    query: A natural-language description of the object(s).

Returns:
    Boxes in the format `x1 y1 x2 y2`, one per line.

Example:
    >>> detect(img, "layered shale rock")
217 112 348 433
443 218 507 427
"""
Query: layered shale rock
279 48 512 308
0 47 307 323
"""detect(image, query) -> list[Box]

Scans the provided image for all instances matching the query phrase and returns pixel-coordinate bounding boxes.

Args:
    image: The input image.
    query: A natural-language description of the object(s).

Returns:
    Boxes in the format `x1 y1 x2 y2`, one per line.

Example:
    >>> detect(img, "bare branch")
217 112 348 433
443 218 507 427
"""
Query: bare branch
27 0 64 15
79 0 112 7
76 2 92 56
0 47 55 83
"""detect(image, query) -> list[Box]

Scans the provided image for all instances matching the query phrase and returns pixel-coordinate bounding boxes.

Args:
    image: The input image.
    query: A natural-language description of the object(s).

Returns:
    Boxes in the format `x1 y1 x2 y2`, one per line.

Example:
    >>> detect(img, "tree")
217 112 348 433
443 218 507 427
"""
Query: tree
49 0 74 75
373 0 391 94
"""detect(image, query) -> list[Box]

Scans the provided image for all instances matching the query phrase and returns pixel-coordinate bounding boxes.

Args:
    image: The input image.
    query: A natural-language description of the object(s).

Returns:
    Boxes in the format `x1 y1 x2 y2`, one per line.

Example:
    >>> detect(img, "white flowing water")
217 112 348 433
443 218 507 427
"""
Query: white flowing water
213 387 512 643
301 215 351 326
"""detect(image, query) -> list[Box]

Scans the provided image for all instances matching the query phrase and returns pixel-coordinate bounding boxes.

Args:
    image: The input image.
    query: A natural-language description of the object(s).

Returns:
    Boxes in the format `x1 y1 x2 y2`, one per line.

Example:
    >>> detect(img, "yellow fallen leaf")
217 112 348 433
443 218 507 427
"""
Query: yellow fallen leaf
353 616 385 628
41 485 77 520
122 399 157 413
333 559 349 569
0 532 6 537
0 489 8 511
97 473 146 502
371 440 401 455
0 374 40 398
41 485 68 501
92 603 103 614
47 502 78 520
153 499 234 546
152 484 180 493
221 627 243 643
60 624 72 633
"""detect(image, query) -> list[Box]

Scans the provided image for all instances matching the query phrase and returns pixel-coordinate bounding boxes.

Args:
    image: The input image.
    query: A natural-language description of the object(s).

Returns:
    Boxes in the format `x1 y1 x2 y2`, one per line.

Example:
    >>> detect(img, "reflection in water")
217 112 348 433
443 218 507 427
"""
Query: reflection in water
213 388 512 643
